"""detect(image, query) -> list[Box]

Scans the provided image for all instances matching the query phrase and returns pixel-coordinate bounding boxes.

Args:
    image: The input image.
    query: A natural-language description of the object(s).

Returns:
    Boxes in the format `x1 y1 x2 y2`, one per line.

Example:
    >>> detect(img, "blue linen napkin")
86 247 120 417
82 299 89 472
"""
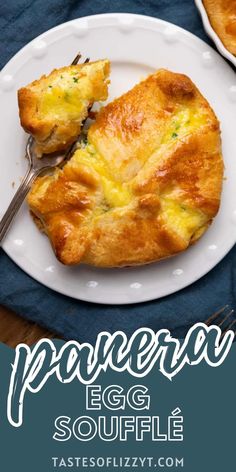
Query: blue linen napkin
0 0 235 343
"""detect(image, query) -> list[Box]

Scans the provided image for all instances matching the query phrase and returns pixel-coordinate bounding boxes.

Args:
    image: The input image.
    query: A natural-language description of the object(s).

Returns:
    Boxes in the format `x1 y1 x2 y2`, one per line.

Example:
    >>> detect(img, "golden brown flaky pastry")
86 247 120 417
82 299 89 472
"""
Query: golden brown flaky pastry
28 69 223 267
203 0 236 56
18 60 110 155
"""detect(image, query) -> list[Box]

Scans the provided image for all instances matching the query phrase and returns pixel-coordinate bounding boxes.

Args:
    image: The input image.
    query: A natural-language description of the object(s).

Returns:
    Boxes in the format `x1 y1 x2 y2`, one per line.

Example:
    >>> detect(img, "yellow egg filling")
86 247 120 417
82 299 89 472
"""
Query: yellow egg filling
161 108 207 145
160 197 207 241
71 145 131 208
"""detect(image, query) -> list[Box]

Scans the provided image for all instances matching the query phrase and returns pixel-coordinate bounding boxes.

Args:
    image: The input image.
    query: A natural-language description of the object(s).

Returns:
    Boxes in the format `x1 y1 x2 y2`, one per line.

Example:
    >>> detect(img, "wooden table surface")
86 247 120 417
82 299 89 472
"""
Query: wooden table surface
0 304 55 347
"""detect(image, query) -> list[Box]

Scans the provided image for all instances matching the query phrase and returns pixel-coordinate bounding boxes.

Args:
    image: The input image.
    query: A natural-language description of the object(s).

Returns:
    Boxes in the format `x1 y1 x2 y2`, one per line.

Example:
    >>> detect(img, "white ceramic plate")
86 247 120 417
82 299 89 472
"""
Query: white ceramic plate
195 0 236 68
0 13 236 305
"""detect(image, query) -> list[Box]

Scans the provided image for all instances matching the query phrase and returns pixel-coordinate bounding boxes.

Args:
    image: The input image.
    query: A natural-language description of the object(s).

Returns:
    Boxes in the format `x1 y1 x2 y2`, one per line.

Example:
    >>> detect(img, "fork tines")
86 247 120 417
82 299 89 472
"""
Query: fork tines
71 52 82 65
71 53 90 66
205 305 236 338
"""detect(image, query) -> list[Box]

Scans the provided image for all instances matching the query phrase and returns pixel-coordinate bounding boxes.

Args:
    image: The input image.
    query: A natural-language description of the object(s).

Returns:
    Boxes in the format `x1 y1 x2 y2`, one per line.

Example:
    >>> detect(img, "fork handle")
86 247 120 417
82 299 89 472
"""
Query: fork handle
0 166 40 244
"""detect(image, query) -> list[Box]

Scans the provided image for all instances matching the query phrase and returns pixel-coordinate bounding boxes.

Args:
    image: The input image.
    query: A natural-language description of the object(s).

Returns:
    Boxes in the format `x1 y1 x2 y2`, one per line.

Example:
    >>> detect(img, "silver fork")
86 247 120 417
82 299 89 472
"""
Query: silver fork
0 52 88 244
205 305 236 338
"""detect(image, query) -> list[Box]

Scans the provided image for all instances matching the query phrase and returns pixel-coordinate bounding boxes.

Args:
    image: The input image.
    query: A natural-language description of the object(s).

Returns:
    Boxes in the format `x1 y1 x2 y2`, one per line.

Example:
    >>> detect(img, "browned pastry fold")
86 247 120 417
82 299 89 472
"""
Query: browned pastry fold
203 0 236 56
28 69 223 267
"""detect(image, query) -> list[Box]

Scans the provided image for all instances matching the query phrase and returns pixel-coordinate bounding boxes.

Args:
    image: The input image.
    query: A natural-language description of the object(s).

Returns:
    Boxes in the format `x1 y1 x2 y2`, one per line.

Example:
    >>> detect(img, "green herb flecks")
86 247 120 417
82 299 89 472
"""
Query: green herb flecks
172 132 178 139
81 135 88 147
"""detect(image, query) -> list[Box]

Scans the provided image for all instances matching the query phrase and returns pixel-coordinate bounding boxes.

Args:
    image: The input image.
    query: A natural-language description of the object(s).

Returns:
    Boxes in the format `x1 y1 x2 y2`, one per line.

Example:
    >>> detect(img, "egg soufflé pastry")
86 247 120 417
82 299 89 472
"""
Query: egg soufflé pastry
203 0 236 56
27 69 223 267
18 59 110 155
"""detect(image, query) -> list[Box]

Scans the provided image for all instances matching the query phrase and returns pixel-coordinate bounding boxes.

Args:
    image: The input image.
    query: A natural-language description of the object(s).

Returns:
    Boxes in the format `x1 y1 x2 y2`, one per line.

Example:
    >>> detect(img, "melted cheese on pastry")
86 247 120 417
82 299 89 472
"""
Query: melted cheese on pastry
18 60 110 154
28 69 223 267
